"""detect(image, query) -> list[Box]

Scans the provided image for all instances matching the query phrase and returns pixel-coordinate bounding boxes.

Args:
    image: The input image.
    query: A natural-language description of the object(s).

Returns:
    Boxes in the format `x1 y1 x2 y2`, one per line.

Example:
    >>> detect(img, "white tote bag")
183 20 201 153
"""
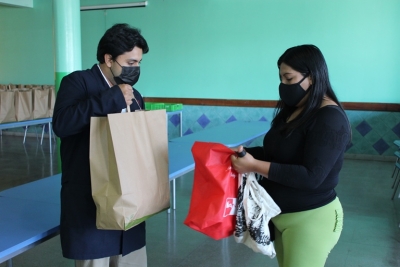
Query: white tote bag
234 172 281 258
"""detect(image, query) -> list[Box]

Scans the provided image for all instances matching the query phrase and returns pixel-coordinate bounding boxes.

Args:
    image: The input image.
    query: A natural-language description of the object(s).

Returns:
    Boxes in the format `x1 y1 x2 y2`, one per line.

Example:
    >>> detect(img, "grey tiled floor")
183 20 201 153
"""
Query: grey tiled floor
1 134 400 267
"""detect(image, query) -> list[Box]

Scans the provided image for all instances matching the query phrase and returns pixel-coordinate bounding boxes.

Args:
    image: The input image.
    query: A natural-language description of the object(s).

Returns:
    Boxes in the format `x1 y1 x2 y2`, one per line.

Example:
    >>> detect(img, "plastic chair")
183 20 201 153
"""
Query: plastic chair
394 140 400 149
391 162 400 200
391 150 400 179
391 149 400 200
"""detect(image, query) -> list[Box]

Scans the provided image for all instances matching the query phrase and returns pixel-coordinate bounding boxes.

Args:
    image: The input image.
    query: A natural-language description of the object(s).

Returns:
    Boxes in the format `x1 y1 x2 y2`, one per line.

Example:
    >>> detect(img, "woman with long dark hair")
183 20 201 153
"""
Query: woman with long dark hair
231 45 351 267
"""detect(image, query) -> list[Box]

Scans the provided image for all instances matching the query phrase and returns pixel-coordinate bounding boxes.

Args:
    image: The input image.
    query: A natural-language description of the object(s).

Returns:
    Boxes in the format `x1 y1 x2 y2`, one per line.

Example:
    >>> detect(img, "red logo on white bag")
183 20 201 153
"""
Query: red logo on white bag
224 198 237 217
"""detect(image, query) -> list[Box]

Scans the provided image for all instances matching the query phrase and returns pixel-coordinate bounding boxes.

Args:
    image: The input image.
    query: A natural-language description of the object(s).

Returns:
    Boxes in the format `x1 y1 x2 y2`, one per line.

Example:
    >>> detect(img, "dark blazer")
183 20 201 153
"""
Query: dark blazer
52 64 146 260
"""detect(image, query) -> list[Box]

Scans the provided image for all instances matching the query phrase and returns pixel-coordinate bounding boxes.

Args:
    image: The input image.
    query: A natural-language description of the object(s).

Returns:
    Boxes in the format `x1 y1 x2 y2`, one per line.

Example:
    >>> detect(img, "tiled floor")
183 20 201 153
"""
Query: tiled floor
1 134 400 267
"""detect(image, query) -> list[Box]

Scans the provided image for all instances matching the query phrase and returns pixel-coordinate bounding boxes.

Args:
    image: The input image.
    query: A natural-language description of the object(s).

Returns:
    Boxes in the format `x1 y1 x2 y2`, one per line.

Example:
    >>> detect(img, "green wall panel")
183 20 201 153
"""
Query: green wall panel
80 0 400 103
1 0 399 103
0 0 53 85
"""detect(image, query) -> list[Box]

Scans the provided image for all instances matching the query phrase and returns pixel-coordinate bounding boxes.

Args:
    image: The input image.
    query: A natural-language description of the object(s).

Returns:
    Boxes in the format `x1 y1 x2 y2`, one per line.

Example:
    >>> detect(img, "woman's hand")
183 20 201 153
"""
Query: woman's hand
230 145 255 174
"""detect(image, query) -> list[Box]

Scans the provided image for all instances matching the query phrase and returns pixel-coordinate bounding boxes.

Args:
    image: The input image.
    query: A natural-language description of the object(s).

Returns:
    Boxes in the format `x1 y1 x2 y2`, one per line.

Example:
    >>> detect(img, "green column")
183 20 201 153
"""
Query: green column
53 0 82 171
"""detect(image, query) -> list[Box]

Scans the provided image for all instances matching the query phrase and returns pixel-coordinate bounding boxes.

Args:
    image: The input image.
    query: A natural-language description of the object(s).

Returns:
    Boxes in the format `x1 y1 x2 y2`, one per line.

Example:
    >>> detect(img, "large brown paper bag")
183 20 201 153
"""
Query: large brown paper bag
14 88 33 121
90 109 170 230
0 89 16 123
33 87 49 119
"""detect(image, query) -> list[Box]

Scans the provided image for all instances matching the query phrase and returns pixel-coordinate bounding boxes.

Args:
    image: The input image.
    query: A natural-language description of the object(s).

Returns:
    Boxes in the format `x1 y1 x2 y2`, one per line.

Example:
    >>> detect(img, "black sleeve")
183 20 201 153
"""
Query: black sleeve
52 73 126 138
244 146 264 161
268 108 350 190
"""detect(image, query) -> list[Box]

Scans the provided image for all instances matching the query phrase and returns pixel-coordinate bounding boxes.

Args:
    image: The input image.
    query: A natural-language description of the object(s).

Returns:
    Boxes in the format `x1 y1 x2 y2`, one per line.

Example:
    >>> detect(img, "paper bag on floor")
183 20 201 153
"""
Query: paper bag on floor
90 109 170 231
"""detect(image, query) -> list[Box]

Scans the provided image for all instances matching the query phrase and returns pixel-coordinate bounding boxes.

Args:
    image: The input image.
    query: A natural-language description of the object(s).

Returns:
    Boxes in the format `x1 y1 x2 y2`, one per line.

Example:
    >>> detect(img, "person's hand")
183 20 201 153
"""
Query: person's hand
230 145 255 174
118 84 134 106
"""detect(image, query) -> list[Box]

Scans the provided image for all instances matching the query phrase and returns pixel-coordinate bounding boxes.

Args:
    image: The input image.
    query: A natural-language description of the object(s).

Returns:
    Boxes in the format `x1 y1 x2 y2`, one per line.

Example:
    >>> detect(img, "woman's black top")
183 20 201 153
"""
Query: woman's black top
246 105 351 213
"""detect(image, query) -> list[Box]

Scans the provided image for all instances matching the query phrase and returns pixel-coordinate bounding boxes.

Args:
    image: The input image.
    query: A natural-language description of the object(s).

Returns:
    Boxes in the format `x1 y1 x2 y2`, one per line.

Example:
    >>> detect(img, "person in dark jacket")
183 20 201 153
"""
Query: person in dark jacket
231 45 351 267
53 23 149 267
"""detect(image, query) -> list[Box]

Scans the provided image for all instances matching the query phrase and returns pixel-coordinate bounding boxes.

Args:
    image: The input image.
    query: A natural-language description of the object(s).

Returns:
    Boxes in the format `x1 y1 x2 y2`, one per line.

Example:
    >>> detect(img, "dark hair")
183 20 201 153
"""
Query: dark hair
272 44 343 135
97 23 149 63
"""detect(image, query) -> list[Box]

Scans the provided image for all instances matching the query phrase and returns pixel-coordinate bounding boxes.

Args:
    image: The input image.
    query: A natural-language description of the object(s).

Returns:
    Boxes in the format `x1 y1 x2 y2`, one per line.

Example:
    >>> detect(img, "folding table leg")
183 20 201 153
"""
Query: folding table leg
173 179 176 209
40 122 55 153
23 126 28 144
168 179 177 213
41 124 45 145
22 126 39 143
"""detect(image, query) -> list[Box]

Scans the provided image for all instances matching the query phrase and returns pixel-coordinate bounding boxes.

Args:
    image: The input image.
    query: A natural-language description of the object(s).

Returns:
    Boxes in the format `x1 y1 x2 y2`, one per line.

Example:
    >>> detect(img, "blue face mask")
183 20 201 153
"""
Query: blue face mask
111 61 140 86
279 75 309 107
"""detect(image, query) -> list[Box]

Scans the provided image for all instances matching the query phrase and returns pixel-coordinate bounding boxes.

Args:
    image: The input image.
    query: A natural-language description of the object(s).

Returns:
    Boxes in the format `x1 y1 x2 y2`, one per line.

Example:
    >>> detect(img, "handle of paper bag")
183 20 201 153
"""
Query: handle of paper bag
127 105 131 113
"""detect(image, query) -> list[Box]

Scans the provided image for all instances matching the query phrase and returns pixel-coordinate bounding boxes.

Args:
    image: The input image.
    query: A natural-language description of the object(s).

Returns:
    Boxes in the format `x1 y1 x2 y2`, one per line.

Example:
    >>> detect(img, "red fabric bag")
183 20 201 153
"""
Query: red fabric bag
184 141 239 240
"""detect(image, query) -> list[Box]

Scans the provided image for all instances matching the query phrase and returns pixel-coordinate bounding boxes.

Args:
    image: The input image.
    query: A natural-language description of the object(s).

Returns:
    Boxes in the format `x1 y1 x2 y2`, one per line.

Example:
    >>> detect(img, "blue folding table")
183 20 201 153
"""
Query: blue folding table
0 143 196 266
0 120 270 266
0 118 54 153
170 121 269 147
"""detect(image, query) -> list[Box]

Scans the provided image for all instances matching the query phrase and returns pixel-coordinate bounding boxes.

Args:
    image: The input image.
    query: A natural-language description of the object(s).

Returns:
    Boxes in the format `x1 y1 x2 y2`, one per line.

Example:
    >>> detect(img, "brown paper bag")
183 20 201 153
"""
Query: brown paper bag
47 87 56 117
0 89 16 123
14 88 33 121
90 109 170 230
33 87 49 119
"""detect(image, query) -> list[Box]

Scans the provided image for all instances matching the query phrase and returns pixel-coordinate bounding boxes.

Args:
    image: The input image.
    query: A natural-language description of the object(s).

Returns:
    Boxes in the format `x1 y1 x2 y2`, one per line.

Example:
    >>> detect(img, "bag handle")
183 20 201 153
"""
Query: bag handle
127 94 142 112
244 173 266 222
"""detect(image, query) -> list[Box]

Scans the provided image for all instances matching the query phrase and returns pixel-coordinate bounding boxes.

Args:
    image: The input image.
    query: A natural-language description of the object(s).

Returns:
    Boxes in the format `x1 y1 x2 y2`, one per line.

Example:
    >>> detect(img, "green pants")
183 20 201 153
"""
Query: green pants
271 197 343 267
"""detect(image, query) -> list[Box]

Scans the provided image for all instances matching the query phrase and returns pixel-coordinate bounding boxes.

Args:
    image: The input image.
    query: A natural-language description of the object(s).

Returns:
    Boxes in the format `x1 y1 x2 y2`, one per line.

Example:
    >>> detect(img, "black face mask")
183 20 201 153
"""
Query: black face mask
111 60 140 86
279 75 309 107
